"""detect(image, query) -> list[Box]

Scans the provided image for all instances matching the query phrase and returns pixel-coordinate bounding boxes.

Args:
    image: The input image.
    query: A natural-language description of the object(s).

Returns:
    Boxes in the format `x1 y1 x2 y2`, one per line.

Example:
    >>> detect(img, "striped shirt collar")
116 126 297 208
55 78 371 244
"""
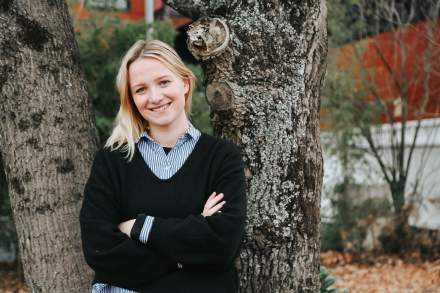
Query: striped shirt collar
137 122 200 145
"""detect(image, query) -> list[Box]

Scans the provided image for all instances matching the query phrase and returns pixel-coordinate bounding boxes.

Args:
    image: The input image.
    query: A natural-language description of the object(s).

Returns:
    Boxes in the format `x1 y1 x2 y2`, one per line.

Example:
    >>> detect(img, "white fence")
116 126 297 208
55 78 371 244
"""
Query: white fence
321 118 440 229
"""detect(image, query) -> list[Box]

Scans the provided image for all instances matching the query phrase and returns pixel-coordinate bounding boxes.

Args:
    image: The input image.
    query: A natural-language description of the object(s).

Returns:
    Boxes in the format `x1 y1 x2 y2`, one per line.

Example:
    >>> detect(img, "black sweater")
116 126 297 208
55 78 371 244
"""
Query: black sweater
79 133 247 292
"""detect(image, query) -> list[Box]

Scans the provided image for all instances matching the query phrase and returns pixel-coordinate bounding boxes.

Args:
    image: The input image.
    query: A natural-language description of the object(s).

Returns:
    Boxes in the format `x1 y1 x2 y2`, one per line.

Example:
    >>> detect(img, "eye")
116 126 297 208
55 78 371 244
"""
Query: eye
135 87 146 94
159 80 171 87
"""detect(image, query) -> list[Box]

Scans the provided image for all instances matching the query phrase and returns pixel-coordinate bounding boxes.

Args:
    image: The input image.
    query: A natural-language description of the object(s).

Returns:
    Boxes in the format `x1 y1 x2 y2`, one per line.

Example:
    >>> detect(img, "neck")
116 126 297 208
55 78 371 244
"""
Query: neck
147 115 189 147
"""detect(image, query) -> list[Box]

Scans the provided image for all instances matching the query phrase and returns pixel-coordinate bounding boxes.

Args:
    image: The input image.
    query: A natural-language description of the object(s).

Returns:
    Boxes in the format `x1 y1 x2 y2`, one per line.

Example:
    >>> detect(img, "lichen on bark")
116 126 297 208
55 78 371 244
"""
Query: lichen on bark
167 0 327 291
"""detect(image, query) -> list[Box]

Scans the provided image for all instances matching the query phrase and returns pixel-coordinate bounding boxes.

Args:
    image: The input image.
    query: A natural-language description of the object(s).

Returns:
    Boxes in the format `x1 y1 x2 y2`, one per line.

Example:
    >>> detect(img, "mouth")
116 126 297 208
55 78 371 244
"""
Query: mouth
149 102 171 112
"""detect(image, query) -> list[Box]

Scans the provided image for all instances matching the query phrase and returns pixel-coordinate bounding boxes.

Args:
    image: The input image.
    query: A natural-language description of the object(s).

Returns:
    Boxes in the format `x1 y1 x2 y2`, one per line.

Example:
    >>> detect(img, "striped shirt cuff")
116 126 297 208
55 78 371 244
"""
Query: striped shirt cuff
139 216 154 243
130 213 150 242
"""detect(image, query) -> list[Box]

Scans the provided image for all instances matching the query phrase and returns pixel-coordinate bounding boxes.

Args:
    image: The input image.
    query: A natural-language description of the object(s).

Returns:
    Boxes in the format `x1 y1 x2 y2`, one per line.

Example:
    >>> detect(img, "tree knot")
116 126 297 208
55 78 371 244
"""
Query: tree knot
187 17 230 60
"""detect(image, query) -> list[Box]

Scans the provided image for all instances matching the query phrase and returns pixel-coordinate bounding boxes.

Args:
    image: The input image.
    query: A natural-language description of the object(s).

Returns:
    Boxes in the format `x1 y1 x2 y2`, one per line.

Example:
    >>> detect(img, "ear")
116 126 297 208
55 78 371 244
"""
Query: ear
183 79 190 95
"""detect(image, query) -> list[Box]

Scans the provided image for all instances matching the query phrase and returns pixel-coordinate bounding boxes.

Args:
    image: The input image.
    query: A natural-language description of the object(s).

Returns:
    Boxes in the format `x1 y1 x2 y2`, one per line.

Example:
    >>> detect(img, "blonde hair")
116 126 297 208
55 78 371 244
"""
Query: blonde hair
104 39 196 161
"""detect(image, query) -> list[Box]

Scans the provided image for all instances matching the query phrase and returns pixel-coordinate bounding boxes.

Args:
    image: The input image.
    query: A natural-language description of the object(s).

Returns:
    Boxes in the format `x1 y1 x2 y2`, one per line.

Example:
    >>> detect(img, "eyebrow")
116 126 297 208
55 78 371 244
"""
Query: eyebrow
131 75 173 89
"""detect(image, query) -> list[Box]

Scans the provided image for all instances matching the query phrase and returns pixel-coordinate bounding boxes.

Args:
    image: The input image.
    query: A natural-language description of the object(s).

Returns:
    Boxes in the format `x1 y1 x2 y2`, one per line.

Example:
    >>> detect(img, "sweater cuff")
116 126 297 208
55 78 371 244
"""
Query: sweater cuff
130 213 146 240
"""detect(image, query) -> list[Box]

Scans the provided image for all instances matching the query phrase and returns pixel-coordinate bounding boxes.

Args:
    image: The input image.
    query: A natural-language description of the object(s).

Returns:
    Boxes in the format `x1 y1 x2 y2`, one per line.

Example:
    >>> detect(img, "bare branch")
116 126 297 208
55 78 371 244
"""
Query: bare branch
371 42 402 96
408 0 416 23
351 44 393 122
398 33 408 183
405 14 437 181
351 43 400 167
360 126 394 185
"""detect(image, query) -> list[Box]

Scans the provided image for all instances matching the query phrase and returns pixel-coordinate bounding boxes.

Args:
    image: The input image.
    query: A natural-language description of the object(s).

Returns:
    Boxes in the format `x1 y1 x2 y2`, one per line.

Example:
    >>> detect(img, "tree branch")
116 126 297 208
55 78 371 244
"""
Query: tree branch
370 32 408 182
351 44 396 125
397 34 408 183
359 125 393 185
404 14 436 181
372 42 402 96
351 43 399 170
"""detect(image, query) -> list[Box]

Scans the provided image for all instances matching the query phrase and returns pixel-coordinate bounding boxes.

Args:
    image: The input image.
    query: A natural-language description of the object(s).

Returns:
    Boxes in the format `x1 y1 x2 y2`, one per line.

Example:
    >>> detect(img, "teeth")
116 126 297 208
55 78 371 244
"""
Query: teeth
152 103 170 112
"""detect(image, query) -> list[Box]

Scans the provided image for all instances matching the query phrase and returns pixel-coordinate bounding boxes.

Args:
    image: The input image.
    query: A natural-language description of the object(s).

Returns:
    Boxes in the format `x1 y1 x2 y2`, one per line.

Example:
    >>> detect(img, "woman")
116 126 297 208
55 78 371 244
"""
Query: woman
79 39 247 293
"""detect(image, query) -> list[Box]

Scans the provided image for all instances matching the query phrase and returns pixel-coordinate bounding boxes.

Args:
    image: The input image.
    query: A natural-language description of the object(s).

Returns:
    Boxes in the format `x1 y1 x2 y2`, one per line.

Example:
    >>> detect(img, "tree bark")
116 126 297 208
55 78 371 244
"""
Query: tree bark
167 0 327 291
0 1 98 292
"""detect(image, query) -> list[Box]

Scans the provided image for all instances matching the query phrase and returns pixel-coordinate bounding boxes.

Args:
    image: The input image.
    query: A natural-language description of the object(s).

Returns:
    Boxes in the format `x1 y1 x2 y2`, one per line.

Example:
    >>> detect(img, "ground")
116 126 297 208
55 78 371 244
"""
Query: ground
1 253 440 292
0 263 26 293
321 251 440 292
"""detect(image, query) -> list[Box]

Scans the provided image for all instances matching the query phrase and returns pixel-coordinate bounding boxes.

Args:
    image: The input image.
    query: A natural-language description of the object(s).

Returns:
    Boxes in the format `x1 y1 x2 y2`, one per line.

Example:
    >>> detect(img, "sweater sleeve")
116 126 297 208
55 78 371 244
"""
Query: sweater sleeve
79 148 177 288
142 142 247 272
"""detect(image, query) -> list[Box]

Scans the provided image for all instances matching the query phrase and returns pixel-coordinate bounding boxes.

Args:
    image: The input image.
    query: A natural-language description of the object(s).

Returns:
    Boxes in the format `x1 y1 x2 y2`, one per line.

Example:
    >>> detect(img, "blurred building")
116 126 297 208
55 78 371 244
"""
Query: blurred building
322 19 440 230
70 0 196 63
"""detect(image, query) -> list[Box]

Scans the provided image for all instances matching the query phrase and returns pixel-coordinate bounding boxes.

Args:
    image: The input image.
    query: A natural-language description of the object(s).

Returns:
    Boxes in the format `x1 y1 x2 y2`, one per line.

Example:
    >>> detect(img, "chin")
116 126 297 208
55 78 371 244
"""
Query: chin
144 107 186 129
148 118 177 128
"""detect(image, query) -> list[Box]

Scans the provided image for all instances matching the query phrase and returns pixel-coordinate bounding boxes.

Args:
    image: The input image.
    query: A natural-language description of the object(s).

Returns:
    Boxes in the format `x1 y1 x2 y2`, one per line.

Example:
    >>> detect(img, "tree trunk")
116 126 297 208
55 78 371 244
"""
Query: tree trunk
166 0 327 291
0 1 98 292
390 181 406 214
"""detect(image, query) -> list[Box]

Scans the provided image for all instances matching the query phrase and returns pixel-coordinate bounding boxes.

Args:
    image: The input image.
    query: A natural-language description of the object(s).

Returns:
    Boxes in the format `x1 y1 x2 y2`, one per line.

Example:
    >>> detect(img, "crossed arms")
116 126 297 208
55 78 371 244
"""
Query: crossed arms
79 144 246 288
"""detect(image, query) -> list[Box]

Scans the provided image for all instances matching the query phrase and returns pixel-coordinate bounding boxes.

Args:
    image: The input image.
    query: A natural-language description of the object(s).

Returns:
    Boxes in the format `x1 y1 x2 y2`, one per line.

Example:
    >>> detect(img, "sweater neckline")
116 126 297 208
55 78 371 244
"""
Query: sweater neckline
133 132 207 182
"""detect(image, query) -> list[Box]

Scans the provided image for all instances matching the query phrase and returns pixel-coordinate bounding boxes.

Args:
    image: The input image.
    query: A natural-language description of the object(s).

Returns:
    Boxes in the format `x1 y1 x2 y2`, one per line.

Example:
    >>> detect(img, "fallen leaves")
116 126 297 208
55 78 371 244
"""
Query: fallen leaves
1 253 440 292
321 251 440 293
0 263 27 293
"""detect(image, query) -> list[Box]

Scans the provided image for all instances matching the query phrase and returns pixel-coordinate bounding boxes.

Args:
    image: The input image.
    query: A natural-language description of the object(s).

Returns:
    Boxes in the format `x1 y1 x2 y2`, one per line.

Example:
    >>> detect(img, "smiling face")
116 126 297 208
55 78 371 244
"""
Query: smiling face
129 57 189 132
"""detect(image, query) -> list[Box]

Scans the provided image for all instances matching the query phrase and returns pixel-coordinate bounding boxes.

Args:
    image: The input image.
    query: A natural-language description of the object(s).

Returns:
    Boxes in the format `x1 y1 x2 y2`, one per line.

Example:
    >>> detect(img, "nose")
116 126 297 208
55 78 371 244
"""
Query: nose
147 86 162 103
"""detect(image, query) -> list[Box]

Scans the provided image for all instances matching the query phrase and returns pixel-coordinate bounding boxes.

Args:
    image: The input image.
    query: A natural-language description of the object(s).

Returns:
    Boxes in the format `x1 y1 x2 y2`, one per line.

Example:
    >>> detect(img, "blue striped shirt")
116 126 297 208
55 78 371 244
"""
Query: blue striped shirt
91 122 201 293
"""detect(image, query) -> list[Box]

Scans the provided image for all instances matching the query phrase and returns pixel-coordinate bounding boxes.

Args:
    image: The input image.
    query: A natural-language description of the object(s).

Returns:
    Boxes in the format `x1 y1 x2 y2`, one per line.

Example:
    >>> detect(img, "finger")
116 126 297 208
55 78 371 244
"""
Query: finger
210 201 226 215
212 193 224 202
207 201 226 216
205 193 224 209
205 192 217 206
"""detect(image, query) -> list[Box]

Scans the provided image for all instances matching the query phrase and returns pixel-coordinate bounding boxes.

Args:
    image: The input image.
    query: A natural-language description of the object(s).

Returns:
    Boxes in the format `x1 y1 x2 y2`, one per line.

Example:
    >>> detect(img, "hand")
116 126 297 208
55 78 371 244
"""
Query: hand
118 219 136 238
202 192 226 217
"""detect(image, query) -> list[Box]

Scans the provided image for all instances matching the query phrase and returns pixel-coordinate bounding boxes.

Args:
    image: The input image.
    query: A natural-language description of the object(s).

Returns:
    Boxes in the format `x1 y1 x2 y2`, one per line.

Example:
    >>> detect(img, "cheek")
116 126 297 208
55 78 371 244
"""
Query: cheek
132 95 146 111
131 96 140 107
133 95 145 106
164 83 186 99
162 87 179 98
